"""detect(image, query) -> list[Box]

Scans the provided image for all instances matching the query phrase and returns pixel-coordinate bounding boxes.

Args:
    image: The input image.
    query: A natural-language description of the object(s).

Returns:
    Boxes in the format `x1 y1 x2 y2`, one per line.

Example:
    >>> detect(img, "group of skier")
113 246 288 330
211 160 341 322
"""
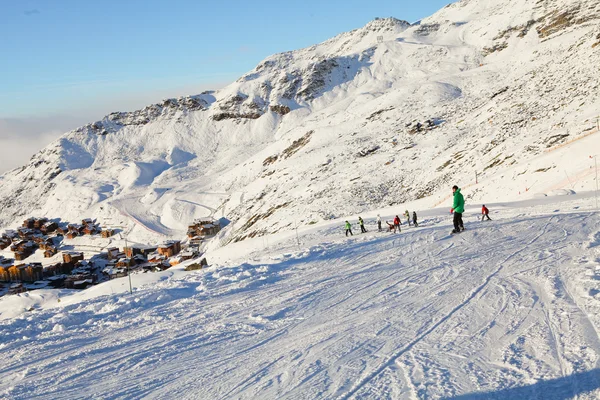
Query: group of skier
344 185 492 237
345 210 419 236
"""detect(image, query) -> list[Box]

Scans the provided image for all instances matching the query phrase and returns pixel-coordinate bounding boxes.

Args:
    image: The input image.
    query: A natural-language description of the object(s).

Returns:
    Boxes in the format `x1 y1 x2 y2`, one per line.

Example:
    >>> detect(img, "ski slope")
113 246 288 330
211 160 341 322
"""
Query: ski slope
2 195 600 399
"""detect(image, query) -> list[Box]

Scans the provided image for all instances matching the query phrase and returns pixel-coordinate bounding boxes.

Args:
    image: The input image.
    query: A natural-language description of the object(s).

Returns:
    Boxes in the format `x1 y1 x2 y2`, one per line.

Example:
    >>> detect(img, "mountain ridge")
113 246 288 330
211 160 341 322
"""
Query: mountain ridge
1 0 599 245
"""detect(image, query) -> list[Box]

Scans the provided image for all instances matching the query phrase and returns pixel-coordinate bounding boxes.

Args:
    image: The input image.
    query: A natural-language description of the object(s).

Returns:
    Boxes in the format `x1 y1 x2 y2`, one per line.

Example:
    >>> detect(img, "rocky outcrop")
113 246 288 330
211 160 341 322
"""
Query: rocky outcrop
78 95 209 136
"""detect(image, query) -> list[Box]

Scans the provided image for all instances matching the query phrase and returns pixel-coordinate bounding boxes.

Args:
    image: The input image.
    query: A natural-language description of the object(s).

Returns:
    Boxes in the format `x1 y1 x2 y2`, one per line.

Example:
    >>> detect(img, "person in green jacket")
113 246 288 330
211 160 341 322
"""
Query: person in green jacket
451 185 465 233
345 221 353 236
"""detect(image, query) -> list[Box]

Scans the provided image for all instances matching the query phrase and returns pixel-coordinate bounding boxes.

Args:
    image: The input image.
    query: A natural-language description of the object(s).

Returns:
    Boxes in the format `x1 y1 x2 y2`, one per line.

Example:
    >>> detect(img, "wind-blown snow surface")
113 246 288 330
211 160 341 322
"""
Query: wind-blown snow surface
2 197 600 399
0 0 599 244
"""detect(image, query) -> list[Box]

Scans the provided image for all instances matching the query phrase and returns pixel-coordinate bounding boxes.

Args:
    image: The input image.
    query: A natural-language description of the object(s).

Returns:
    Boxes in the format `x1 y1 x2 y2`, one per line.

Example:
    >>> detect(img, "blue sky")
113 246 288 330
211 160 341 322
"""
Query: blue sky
1 0 451 119
0 0 451 172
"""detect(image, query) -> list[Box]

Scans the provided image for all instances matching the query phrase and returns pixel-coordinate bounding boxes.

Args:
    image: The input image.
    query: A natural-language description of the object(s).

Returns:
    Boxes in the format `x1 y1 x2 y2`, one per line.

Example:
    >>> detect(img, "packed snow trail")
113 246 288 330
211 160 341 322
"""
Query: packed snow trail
2 205 600 399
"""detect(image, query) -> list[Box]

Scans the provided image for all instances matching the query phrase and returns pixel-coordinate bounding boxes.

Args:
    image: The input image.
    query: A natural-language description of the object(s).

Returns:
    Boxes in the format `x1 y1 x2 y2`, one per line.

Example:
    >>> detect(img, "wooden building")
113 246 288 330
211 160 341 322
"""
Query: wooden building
157 241 181 258
44 247 58 258
106 247 120 260
41 221 58 234
63 251 84 265
0 265 10 282
187 218 221 238
101 228 115 238
19 263 43 283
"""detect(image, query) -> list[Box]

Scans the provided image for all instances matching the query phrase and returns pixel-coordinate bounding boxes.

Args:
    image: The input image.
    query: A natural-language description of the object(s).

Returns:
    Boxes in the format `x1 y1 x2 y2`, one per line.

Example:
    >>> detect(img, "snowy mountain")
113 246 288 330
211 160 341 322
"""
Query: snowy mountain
0 0 599 246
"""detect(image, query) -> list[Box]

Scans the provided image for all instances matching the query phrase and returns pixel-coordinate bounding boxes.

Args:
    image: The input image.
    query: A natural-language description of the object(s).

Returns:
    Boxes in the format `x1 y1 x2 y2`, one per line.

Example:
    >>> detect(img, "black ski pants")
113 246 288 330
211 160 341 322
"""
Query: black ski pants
482 214 491 221
453 212 464 231
346 229 353 236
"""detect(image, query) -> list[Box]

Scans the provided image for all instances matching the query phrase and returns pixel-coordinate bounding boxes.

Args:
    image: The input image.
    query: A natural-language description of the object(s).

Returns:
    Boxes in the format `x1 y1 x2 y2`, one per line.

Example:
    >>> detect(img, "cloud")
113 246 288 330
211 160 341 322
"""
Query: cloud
0 79 232 174
24 9 40 16
0 130 62 174
0 115 90 174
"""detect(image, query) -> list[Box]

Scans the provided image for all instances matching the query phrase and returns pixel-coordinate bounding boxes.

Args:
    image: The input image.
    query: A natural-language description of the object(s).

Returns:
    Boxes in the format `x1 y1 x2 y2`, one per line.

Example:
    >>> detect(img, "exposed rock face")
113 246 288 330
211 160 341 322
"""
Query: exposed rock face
79 95 211 135
269 105 291 115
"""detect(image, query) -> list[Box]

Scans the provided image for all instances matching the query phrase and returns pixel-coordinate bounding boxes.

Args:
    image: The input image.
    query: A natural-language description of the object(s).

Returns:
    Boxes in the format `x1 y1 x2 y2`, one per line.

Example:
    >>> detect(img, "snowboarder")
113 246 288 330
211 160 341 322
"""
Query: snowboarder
345 221 353 236
358 216 367 233
412 211 418 227
377 214 382 231
450 185 465 234
481 205 491 221
404 210 411 226
393 215 401 233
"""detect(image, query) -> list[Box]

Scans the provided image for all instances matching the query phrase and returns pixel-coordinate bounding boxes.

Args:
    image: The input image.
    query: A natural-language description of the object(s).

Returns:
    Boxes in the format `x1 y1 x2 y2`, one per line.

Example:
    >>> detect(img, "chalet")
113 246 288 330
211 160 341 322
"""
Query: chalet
18 263 43 283
64 275 94 289
0 265 10 282
33 217 48 229
3 230 18 239
22 218 35 229
101 228 115 238
56 227 67 235
63 251 84 265
157 240 181 258
66 231 78 239
46 275 66 288
179 250 196 262
82 218 94 226
44 247 58 258
189 236 203 246
106 247 120 260
32 233 46 244
46 262 75 276
0 237 11 250
198 223 220 237
41 221 58 234
147 252 166 263
13 241 35 261
17 227 34 239
116 258 135 268
8 283 26 295
102 267 128 280
82 224 97 235
124 245 157 258
72 260 95 274
67 224 83 234
187 218 222 238
39 238 55 250
8 265 20 281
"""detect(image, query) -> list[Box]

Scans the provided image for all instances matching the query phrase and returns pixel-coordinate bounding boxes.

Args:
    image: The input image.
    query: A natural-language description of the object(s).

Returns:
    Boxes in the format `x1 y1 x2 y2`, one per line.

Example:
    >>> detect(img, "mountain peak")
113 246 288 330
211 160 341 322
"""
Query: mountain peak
362 17 412 32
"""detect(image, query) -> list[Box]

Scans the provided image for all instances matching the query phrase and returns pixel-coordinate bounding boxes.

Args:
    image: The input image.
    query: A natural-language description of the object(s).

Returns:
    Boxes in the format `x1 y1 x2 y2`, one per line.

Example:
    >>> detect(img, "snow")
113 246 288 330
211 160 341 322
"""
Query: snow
2 195 600 398
1 0 600 398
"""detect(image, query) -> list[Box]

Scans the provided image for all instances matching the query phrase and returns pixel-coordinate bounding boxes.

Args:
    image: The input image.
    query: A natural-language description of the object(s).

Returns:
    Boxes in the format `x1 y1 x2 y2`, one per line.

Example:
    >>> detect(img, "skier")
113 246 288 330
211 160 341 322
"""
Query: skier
377 214 382 231
412 211 418 227
345 221 353 236
386 221 396 232
450 185 465 233
358 216 367 233
481 205 491 221
404 210 411 226
393 215 401 233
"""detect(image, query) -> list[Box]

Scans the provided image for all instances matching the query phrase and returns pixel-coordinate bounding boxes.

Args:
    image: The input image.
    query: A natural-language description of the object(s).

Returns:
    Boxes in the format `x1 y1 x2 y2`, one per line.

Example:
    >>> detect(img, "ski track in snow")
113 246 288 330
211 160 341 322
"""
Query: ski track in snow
2 201 600 399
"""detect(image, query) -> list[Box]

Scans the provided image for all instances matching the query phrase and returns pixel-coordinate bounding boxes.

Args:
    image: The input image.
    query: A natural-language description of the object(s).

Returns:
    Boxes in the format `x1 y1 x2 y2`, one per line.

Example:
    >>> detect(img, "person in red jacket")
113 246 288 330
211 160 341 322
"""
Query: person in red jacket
393 215 401 233
481 204 491 221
